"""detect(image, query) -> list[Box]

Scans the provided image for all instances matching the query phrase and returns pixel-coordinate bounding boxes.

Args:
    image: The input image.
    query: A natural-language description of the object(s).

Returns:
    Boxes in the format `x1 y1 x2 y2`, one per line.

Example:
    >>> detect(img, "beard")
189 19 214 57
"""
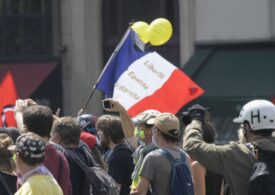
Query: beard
99 137 109 148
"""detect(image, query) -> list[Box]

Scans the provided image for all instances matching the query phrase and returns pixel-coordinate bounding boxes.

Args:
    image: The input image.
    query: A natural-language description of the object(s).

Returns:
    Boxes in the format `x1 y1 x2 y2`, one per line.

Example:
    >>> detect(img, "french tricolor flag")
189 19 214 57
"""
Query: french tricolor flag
97 29 204 116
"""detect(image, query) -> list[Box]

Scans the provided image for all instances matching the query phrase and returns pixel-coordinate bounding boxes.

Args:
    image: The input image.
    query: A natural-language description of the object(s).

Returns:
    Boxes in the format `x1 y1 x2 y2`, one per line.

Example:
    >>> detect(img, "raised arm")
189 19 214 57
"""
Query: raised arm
14 99 37 132
105 99 138 147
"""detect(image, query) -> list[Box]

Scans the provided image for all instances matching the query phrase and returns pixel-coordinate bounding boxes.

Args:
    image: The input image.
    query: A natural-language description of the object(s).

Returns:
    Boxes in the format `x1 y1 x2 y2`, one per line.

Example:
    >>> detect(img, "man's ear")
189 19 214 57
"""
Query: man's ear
243 122 252 140
16 153 22 163
56 134 61 143
21 125 29 134
50 132 61 144
54 133 61 144
243 122 250 132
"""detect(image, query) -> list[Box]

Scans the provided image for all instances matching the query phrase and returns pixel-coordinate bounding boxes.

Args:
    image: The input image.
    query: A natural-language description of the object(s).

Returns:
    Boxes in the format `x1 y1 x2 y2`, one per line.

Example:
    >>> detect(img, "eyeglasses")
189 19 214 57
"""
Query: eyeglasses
135 124 146 131
135 123 153 130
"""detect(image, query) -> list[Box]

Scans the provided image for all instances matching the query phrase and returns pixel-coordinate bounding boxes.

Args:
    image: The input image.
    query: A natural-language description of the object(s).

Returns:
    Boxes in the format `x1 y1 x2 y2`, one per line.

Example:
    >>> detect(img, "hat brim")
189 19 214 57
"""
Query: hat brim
233 117 243 123
132 117 141 124
7 145 17 152
132 114 146 124
133 116 154 125
146 118 155 125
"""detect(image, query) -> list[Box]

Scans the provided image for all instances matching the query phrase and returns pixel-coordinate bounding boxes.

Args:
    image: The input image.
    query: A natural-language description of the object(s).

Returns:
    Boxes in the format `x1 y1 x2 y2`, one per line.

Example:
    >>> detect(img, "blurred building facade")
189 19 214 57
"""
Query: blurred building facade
1 0 275 142
182 0 275 142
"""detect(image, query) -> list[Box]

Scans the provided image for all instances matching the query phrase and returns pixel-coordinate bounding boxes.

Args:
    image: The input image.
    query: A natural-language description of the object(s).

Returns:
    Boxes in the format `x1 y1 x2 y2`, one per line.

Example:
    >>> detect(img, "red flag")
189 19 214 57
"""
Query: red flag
0 71 18 127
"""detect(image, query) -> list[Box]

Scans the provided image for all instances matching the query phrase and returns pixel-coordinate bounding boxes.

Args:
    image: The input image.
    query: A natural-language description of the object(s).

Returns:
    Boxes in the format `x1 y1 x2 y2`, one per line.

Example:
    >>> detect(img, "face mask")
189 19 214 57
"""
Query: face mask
152 133 159 148
134 127 145 139
12 153 16 162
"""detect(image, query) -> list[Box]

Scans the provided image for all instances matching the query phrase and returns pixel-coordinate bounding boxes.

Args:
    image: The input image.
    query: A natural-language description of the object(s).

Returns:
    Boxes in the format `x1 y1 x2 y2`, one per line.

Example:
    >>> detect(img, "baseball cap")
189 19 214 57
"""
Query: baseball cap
147 113 180 138
80 131 97 149
133 109 161 124
8 132 46 160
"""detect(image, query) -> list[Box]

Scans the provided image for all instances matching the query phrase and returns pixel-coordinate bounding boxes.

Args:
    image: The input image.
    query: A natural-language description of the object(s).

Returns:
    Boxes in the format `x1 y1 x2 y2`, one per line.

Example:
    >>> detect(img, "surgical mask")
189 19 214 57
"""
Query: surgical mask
152 133 159 148
134 127 145 139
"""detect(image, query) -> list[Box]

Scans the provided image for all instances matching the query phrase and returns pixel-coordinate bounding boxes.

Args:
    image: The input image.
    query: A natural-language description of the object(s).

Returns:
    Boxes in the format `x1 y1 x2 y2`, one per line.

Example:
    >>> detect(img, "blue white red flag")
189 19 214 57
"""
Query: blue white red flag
96 29 204 116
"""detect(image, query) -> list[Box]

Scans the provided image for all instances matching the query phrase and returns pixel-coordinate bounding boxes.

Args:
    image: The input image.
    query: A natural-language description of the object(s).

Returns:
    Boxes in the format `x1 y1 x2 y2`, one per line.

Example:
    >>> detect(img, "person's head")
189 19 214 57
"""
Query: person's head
0 134 16 172
9 132 46 174
148 113 180 147
51 117 81 147
233 100 275 142
133 109 161 145
22 105 53 138
77 114 98 135
96 114 125 147
202 121 216 143
0 127 20 143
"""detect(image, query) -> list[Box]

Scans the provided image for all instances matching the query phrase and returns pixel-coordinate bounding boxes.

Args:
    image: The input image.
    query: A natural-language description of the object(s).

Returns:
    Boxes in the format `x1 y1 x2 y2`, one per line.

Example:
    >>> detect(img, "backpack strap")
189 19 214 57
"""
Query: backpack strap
67 150 89 171
67 150 103 195
157 148 187 164
157 149 194 195
0 173 13 195
142 144 157 157
80 145 100 167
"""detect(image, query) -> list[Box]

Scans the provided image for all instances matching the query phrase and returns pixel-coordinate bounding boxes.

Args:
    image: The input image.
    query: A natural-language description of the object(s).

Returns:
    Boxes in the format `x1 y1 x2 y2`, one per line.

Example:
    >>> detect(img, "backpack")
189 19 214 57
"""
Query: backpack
247 146 275 195
68 149 120 195
158 149 194 195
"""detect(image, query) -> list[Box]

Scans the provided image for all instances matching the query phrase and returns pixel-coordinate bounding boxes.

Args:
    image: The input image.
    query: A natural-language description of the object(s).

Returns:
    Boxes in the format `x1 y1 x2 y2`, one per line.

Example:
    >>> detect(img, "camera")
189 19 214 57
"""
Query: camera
102 100 112 109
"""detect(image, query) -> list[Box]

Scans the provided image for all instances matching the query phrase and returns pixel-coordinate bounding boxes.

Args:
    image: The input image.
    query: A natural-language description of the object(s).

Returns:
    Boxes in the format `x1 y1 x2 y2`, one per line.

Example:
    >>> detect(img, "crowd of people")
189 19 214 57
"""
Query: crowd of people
0 98 274 195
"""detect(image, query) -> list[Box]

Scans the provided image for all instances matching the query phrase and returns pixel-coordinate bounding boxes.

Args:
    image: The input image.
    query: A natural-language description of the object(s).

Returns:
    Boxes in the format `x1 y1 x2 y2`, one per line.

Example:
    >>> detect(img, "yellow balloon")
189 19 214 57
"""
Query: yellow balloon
148 18 173 46
131 21 149 43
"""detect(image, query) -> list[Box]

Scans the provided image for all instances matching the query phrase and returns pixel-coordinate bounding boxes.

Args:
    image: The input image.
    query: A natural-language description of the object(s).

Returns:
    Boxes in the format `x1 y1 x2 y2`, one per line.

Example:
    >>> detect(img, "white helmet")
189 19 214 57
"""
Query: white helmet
133 109 161 124
233 100 275 131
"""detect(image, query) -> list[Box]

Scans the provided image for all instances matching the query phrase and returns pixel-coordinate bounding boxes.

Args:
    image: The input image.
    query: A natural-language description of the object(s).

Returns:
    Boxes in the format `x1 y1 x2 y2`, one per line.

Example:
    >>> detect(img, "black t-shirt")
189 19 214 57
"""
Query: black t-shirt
0 171 17 195
108 144 134 195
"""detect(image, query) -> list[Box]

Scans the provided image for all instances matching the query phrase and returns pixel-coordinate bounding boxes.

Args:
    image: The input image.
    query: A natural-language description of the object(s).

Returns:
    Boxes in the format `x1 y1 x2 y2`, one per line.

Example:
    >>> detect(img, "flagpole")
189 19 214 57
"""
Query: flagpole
81 28 132 113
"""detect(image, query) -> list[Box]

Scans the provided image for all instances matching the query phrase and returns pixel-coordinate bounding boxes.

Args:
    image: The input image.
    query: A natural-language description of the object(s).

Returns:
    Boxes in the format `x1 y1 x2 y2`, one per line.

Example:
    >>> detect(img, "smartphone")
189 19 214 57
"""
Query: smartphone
102 100 112 109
